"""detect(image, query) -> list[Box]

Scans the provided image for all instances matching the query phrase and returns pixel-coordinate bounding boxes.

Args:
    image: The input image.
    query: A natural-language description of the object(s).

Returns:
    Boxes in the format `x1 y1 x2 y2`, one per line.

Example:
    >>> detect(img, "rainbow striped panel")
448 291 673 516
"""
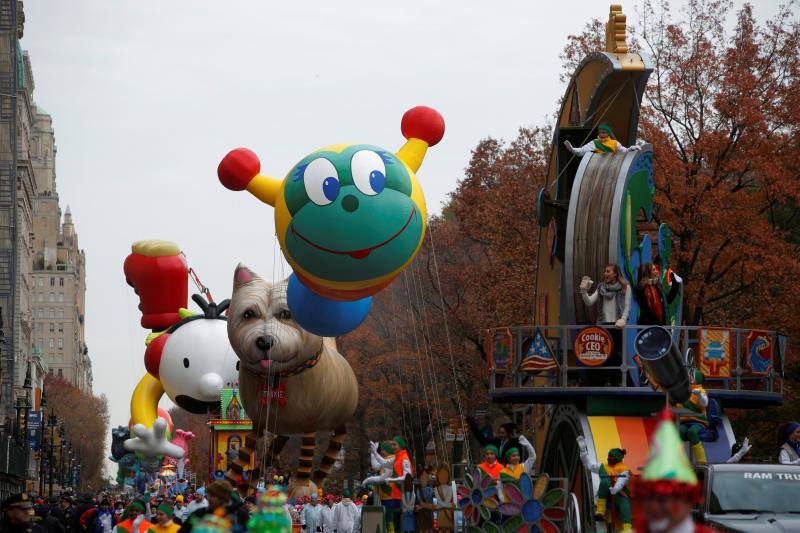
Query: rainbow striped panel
587 415 731 473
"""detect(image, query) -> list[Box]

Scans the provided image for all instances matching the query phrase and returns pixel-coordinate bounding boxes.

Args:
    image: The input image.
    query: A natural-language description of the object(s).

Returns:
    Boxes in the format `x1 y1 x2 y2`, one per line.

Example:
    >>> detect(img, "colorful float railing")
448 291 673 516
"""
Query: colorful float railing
485 325 788 408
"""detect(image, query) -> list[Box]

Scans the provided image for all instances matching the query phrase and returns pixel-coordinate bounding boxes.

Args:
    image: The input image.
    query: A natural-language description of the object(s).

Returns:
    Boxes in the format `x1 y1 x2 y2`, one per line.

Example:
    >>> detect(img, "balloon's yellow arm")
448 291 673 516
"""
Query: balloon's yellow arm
130 373 164 428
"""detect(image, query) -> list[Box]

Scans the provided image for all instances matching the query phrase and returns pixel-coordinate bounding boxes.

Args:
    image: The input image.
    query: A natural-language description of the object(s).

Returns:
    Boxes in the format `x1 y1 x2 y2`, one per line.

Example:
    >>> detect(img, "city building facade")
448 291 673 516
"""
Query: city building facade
30 198 90 391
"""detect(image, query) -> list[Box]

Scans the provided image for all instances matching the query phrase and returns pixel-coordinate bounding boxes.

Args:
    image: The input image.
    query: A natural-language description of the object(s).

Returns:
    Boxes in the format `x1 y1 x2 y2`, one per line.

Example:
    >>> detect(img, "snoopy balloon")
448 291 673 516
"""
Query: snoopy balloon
218 106 444 335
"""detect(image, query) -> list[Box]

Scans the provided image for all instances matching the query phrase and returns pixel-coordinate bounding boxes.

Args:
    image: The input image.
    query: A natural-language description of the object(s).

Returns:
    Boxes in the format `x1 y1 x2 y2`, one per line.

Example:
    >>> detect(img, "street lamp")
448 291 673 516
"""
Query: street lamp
38 391 47 497
13 396 24 441
47 411 57 496
22 362 32 435
59 429 66 488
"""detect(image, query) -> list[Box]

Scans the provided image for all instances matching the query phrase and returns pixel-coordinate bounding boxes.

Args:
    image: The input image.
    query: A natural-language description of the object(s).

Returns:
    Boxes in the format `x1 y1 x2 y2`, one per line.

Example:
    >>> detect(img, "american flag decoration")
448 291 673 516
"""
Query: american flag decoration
519 329 558 372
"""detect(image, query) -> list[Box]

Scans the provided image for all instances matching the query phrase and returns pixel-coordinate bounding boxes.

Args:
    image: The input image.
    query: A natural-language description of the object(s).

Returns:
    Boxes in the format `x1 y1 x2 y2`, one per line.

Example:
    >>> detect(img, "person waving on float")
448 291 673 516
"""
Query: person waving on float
564 124 640 155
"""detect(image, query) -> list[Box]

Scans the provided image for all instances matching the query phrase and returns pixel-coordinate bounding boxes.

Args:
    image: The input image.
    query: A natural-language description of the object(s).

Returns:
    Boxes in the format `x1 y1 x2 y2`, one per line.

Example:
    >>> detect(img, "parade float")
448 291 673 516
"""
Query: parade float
481 5 789 532
208 387 255 482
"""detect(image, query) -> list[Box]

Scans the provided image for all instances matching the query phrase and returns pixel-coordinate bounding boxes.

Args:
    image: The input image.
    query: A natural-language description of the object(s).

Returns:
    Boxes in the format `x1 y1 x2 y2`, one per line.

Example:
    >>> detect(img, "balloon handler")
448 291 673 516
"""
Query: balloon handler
577 436 632 532
676 370 709 464
563 123 640 155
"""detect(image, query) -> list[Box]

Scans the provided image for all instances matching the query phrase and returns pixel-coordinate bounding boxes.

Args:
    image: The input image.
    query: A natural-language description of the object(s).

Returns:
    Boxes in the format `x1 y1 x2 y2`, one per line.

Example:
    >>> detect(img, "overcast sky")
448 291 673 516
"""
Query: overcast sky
22 0 785 476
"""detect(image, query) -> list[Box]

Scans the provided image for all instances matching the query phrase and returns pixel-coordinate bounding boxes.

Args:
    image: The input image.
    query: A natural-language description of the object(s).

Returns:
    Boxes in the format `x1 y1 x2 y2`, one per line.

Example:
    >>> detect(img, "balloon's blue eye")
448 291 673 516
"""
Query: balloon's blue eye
351 150 387 196
323 177 340 202
303 158 339 206
369 170 385 194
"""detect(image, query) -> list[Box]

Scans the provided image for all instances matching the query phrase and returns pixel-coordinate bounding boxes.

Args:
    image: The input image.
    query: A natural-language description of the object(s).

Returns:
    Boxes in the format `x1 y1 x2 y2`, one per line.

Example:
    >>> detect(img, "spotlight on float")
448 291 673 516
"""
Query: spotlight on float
634 326 691 403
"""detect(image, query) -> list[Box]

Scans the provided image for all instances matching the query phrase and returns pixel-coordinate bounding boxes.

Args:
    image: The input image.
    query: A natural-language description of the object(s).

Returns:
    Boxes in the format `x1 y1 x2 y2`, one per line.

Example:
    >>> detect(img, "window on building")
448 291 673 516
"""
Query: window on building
58 339 63 350
59 277 64 287
50 277 55 287
38 338 43 348
48 368 53 375
58 323 63 333
37 293 42 302
49 323 54 333
48 293 54 303
38 309 43 319
49 339 53 349
38 278 43 287
57 309 63 319
49 309 54 319
58 368 62 378
58 293 63 303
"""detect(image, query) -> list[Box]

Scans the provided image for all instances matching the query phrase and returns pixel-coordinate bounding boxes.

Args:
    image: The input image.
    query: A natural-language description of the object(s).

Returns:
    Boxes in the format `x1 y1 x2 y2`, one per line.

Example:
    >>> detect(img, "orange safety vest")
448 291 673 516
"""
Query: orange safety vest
391 449 413 499
478 461 504 480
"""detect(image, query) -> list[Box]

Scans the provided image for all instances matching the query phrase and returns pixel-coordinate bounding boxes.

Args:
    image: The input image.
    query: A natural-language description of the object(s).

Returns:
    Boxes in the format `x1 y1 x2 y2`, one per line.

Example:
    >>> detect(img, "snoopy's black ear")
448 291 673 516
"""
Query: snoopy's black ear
233 263 260 293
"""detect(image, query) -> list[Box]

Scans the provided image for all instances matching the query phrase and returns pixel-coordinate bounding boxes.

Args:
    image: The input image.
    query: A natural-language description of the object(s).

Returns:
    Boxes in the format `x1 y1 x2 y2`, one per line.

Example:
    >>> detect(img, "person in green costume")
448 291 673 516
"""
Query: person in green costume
564 124 641 155
577 436 632 532
678 369 709 464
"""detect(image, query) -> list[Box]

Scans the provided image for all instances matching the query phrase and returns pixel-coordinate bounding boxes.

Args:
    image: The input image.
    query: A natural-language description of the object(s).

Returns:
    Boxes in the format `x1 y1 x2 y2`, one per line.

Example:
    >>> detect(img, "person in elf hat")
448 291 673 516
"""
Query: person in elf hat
563 124 641 155
777 421 800 464
115 502 154 533
148 504 180 533
371 436 412 533
363 441 395 505
677 369 709 464
635 409 714 533
499 434 537 491
577 437 632 532
477 445 503 480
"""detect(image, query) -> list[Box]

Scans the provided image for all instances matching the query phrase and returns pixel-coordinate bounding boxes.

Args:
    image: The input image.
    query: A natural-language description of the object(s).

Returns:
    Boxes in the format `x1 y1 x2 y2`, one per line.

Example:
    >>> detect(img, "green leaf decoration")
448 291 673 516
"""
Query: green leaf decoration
542 488 564 507
502 516 524 533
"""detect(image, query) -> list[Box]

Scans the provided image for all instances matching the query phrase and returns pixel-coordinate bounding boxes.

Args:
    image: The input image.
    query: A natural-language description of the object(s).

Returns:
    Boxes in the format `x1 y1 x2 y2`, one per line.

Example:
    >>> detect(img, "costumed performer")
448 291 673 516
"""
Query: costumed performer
499 434 536 481
371 436 413 532
477 445 503 480
677 370 709 464
362 441 395 505
563 124 640 155
577 436 632 532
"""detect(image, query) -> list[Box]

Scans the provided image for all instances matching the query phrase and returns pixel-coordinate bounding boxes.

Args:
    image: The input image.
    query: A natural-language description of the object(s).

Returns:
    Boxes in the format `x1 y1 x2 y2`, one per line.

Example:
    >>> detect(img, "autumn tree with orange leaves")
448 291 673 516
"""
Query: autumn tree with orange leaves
563 0 800 330
43 375 109 491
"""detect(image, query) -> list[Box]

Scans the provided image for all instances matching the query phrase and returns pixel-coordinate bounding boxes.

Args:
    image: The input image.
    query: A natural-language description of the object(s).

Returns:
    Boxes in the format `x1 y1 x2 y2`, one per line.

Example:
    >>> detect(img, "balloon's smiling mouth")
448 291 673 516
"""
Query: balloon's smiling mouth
175 395 215 414
290 206 416 260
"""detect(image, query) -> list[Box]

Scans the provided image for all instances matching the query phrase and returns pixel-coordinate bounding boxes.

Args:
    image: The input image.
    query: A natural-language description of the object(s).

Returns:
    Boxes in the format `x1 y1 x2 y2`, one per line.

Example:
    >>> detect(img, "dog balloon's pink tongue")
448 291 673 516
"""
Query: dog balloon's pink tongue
260 359 273 369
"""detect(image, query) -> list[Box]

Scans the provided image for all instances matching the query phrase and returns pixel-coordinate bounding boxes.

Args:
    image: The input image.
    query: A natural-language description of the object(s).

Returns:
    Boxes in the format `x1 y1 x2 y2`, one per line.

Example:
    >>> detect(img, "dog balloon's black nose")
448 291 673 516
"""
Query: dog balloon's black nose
256 335 275 351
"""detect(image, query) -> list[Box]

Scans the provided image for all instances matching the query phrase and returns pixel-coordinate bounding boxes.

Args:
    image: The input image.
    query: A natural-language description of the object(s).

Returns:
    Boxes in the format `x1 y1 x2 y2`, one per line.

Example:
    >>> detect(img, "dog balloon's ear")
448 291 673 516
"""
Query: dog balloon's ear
233 263 260 293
